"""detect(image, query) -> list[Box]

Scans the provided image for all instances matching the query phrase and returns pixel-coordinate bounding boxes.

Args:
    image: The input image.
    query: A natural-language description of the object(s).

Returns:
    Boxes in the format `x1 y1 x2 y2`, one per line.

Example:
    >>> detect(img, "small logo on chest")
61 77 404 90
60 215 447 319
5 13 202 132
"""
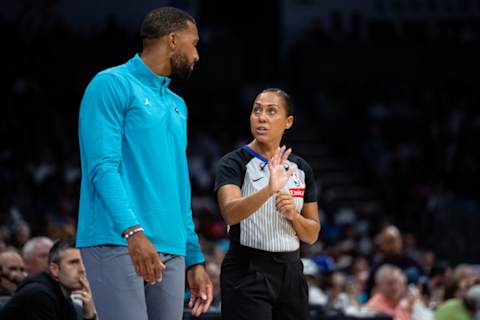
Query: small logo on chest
144 98 151 106
292 173 302 187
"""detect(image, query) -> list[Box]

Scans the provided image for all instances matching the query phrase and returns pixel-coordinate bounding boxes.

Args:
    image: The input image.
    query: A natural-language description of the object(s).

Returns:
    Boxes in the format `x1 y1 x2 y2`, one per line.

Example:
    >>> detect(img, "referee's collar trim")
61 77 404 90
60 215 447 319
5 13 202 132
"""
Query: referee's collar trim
242 145 268 163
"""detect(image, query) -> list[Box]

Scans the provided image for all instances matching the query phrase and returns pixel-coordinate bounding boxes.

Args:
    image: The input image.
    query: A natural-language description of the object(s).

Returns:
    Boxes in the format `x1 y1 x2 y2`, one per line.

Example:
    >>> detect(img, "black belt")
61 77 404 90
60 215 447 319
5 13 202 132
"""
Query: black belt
228 241 300 264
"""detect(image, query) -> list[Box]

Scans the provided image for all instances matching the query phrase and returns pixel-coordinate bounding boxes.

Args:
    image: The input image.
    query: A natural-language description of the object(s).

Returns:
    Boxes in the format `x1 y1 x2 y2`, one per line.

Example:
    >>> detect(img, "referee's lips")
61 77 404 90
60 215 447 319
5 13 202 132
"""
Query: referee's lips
255 126 268 135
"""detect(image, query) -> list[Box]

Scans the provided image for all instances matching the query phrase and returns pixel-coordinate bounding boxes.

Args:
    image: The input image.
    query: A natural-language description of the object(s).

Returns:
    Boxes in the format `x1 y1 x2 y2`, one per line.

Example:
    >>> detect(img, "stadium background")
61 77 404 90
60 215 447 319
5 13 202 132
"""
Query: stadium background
1 0 480 318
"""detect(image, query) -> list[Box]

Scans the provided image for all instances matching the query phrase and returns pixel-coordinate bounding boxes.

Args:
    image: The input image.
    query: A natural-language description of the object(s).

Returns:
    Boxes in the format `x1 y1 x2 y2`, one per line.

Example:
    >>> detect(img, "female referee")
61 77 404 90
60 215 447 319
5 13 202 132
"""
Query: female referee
214 88 321 320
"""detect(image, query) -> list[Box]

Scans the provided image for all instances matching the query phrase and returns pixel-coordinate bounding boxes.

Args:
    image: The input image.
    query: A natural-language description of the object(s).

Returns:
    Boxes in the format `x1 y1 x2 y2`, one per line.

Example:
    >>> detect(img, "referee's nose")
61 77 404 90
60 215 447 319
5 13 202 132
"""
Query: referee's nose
257 110 268 122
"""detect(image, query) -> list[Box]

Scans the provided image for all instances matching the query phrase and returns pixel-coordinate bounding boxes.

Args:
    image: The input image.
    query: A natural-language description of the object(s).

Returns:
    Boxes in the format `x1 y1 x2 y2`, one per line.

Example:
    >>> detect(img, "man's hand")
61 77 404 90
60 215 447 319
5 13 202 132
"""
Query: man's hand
187 264 213 317
0 269 26 286
73 276 96 319
127 231 165 284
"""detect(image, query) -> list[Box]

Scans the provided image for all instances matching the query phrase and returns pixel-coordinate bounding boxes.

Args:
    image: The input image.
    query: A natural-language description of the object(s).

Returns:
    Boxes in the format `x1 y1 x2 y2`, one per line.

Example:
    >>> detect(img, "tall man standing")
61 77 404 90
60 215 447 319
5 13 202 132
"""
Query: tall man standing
77 7 212 320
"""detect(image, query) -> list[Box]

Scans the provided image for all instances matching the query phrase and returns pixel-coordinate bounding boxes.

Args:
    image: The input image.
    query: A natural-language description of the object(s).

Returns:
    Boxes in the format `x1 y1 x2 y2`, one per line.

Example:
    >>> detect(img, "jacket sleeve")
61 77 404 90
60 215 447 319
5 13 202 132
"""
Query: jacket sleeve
79 72 139 235
178 103 205 268
184 186 205 268
183 154 205 268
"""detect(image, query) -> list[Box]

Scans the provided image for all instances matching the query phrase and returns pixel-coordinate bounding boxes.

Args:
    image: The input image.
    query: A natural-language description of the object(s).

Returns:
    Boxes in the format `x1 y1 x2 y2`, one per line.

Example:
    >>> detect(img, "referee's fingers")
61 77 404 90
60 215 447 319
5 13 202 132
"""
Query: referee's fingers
276 191 289 197
281 147 292 163
272 146 283 165
276 192 292 202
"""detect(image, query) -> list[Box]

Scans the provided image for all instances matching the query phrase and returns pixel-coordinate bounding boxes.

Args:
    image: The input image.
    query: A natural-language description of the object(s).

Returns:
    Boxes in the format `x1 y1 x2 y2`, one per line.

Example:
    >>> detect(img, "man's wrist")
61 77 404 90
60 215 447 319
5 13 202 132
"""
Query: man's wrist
122 225 144 240
122 225 140 237
186 262 205 272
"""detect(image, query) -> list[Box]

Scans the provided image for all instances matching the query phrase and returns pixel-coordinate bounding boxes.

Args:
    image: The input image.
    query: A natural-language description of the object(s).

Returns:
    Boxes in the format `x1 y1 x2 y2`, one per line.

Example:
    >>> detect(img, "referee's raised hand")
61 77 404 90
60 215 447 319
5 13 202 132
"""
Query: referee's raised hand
268 145 293 192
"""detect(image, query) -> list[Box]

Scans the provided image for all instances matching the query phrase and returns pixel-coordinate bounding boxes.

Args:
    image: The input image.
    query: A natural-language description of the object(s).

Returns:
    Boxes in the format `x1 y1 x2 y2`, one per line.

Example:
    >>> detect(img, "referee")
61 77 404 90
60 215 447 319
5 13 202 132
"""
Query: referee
214 88 321 320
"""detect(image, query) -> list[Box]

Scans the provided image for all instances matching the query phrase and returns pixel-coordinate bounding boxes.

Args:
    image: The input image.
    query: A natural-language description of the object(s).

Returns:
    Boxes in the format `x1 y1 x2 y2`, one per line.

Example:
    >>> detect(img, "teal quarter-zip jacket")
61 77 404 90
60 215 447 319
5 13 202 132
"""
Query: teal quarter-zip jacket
77 54 204 268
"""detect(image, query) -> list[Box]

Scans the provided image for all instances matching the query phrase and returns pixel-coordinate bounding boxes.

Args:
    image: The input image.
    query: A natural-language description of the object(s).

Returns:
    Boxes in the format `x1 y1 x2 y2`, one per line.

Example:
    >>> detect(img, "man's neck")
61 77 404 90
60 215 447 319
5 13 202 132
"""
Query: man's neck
140 47 171 77
60 285 70 298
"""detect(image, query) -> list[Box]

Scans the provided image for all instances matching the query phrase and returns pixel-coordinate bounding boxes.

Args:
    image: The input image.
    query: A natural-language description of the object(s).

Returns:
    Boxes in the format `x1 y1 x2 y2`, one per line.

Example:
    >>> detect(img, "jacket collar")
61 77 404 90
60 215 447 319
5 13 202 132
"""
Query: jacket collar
127 54 171 91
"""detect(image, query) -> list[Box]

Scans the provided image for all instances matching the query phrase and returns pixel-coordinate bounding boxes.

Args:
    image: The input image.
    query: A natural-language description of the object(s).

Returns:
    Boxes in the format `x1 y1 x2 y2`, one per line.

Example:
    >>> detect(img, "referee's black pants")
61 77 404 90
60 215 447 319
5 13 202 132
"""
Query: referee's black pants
220 242 309 320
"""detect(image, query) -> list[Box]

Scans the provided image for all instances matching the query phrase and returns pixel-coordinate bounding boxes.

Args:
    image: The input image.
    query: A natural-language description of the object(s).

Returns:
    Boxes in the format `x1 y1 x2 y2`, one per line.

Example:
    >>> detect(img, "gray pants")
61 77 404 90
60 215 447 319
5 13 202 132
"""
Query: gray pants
80 246 185 320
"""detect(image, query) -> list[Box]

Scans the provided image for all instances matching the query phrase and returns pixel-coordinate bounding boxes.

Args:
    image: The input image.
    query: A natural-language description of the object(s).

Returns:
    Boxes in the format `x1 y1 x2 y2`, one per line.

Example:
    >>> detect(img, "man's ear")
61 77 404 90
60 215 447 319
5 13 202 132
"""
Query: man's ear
49 262 59 280
168 32 177 50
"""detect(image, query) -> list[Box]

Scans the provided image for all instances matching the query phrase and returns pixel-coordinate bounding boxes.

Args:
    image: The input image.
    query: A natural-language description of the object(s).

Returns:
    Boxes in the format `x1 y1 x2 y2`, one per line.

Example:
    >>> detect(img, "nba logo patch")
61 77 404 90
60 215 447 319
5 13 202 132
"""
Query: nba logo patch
292 173 302 187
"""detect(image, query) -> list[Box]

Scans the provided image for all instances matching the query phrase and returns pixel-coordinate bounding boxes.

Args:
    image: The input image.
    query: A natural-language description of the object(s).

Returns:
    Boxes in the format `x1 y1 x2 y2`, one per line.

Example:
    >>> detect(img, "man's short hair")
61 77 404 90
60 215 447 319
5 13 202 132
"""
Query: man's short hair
140 7 196 41
48 238 76 264
22 237 53 259
375 264 402 284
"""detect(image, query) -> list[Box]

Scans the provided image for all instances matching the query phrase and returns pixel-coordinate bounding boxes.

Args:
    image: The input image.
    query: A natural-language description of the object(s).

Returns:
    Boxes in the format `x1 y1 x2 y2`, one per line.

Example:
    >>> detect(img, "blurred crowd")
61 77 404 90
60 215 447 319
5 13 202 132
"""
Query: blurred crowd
3 224 480 319
2 1 480 319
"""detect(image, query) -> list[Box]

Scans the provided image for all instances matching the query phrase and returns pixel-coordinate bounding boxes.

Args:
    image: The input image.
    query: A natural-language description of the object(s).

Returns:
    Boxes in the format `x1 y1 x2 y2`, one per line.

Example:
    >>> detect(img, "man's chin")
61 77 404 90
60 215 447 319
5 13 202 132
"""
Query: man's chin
68 282 83 291
172 69 192 81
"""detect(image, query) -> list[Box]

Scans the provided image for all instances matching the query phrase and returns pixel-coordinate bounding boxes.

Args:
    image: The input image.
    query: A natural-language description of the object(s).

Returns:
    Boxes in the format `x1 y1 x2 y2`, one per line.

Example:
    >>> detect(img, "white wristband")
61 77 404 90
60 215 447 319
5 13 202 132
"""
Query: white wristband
123 227 144 239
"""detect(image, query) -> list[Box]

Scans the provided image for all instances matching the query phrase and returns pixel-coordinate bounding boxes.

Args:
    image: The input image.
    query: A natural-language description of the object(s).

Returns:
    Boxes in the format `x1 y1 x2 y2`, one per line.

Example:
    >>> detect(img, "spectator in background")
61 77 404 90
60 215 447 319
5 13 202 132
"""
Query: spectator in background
0 229 6 252
333 275 362 313
0 248 26 297
10 221 31 250
453 264 480 289
366 225 425 297
435 285 480 320
329 271 347 307
402 233 422 264
302 258 328 306
364 264 412 320
427 262 451 309
22 236 53 275
0 239 96 320
443 275 469 302
352 255 370 304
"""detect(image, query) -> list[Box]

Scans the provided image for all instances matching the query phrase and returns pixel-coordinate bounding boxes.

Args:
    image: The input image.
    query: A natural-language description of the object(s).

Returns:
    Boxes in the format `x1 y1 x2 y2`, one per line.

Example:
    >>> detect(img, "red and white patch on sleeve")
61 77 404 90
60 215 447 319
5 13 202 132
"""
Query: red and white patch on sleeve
289 188 305 198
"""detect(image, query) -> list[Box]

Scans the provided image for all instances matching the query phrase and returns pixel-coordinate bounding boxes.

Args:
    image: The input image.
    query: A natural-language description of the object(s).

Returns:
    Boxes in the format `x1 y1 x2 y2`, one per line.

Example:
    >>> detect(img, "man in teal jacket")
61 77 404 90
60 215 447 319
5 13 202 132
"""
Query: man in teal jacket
77 7 212 320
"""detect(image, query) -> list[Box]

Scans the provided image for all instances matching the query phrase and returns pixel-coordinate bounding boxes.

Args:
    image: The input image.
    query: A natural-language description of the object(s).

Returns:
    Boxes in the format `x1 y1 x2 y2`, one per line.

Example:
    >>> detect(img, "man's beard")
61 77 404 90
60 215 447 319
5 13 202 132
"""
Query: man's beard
170 52 193 80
